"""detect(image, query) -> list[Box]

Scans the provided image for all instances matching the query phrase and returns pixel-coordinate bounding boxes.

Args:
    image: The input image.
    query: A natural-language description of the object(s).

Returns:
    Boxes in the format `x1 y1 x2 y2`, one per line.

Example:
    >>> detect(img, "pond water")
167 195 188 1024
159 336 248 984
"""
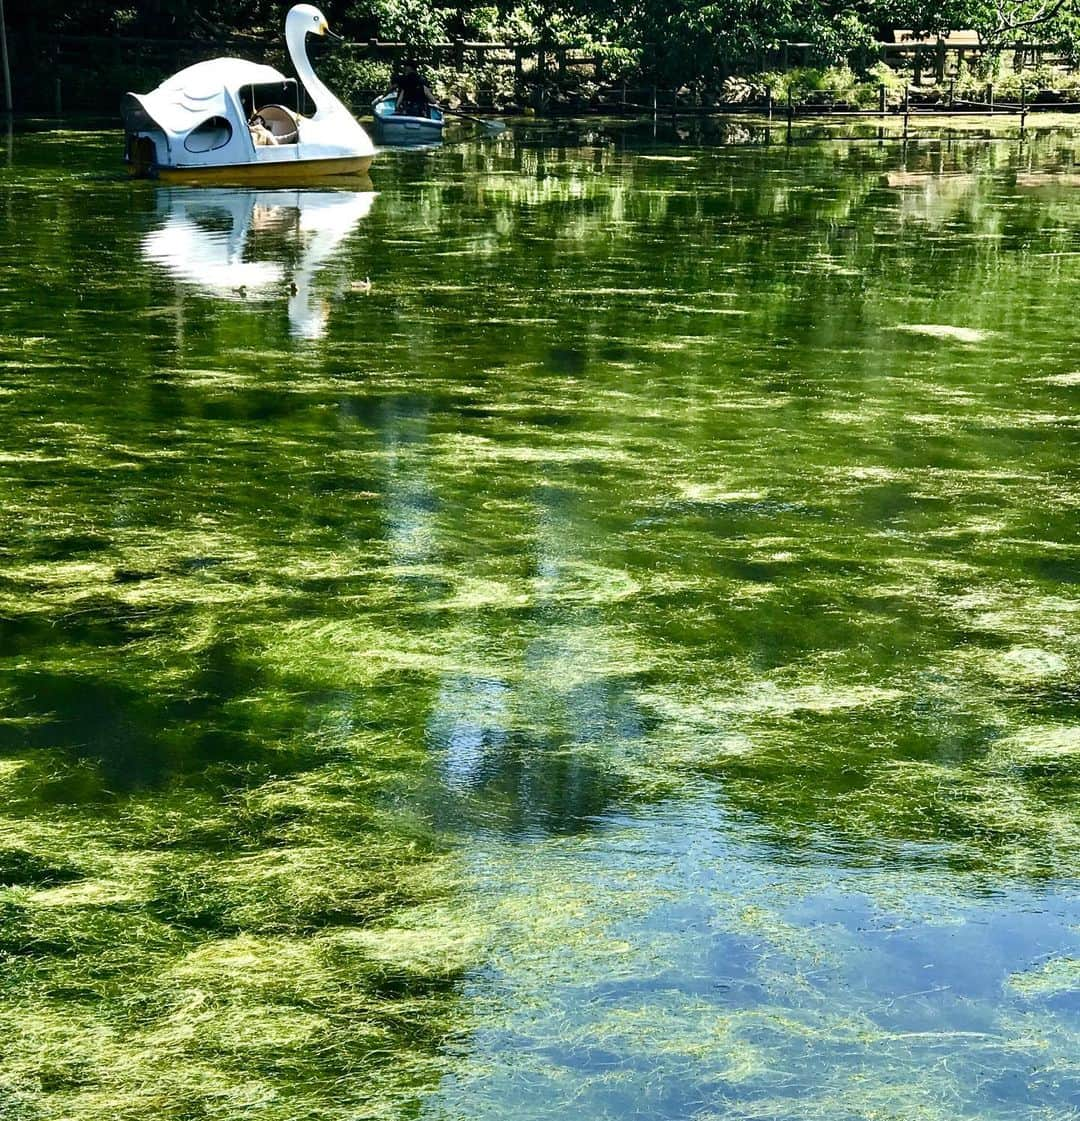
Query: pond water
1 116 1078 1121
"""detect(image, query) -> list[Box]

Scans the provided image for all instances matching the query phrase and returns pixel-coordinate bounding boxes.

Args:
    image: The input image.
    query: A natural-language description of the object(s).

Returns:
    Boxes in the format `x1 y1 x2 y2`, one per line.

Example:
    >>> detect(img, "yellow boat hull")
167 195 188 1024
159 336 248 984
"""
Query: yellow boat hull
132 155 374 185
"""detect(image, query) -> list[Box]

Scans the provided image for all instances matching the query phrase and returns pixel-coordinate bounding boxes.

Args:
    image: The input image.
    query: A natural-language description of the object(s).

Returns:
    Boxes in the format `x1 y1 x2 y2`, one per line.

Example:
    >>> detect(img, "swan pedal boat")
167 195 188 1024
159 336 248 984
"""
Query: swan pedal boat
371 93 445 144
122 4 375 183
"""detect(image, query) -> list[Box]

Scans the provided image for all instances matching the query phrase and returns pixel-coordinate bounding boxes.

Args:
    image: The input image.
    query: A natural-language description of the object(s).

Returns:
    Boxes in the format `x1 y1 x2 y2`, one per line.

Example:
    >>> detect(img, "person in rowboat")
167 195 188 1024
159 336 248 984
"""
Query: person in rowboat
390 59 434 118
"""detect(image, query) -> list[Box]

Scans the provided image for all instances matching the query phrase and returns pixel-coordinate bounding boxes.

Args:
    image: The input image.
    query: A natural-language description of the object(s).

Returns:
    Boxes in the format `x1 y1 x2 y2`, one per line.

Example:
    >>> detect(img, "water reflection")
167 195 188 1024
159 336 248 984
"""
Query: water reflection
3 122 1080 1121
424 496 646 836
376 137 444 152
142 185 376 338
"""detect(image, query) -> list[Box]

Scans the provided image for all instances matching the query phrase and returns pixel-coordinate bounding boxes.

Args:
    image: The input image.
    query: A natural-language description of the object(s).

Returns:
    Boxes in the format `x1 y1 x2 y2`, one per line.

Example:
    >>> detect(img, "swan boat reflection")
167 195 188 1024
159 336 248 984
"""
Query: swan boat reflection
143 187 376 338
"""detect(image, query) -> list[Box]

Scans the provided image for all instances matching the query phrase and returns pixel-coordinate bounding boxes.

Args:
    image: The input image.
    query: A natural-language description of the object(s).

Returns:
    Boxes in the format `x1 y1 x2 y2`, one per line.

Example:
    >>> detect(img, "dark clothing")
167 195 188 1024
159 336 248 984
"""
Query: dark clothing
394 69 430 117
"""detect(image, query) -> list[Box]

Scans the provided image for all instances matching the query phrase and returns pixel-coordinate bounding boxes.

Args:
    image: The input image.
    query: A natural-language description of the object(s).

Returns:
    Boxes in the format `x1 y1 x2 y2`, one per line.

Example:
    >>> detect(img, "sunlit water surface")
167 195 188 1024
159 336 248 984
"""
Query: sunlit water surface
0 117 1078 1121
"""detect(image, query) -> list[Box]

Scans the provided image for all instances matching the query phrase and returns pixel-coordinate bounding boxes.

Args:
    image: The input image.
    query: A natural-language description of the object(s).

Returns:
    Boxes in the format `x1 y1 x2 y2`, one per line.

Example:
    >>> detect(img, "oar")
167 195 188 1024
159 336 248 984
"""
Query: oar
438 106 506 134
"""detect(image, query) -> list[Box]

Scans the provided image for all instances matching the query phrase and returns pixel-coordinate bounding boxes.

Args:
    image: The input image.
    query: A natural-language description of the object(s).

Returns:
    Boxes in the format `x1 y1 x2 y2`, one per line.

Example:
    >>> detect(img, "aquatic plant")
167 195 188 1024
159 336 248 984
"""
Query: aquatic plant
1 120 1079 1120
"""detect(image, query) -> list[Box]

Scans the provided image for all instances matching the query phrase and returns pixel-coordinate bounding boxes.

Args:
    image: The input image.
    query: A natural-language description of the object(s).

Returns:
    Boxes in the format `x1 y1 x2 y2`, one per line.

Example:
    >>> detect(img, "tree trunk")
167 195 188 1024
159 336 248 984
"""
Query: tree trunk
1 0 13 114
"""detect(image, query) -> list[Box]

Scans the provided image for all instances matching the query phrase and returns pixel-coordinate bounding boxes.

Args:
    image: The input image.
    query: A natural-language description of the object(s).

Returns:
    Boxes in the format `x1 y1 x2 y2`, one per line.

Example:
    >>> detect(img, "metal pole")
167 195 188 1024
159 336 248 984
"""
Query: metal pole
0 0 13 115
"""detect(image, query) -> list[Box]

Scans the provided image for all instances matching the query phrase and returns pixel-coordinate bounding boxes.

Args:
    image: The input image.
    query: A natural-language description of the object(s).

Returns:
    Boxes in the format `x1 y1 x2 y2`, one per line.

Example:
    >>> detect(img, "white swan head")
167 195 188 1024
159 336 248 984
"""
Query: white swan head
287 4 332 39
282 2 372 152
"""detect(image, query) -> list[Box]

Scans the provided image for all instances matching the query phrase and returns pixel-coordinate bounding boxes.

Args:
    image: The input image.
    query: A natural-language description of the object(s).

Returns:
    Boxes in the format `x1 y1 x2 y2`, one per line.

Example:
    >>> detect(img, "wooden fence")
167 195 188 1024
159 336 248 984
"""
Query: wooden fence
879 38 1075 84
364 39 606 83
355 36 1077 85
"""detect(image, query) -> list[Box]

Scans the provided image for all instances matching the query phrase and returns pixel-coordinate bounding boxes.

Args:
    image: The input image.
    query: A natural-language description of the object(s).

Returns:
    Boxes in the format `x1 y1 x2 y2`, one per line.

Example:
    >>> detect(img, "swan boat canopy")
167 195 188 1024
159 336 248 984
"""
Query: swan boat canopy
122 4 375 183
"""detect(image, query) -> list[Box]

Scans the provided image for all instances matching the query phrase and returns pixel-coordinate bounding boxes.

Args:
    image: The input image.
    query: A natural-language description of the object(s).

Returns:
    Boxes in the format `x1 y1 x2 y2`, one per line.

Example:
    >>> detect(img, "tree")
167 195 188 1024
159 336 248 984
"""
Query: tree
1 0 12 112
977 0 1080 43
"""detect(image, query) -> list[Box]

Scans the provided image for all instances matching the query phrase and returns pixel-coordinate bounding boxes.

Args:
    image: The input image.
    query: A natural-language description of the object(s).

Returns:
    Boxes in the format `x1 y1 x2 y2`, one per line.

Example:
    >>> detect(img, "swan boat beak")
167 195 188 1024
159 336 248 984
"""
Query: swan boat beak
316 16 343 39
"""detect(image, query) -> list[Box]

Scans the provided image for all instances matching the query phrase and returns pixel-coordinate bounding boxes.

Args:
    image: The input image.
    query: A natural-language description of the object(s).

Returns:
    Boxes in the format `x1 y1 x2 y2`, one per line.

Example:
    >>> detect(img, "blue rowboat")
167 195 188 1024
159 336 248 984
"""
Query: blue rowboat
371 93 445 144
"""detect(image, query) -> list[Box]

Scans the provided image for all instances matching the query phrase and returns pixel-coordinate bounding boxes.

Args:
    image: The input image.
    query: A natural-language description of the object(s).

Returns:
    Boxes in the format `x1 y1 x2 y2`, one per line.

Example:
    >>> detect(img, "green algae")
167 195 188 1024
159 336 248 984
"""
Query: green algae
0 752 466 1120
1 119 1080 1121
1010 958 1080 998
420 819 1080 1121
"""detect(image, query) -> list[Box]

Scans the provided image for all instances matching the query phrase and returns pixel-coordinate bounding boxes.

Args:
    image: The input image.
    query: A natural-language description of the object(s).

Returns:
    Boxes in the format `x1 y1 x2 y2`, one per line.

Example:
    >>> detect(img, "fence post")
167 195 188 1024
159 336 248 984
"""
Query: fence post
987 82 994 113
878 82 886 113
913 44 922 87
514 43 524 97
765 84 773 119
935 37 946 82
453 36 464 72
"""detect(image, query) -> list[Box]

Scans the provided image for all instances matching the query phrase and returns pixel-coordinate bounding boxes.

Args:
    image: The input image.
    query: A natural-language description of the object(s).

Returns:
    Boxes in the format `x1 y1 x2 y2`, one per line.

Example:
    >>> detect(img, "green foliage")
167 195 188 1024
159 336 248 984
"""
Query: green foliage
864 57 909 94
809 9 876 59
6 0 1080 109
312 54 393 105
968 0 1080 47
593 42 642 81
752 64 895 105
991 62 1080 97
427 62 520 107
345 0 449 44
